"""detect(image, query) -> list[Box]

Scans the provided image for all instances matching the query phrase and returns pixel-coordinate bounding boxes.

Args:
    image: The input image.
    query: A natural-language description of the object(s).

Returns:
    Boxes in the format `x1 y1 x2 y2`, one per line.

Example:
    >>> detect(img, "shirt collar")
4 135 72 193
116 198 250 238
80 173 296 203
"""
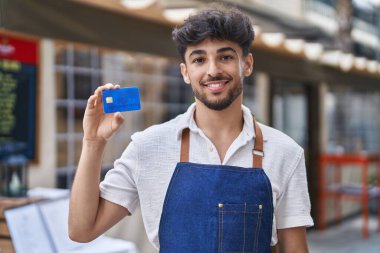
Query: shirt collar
176 103 268 141
176 103 196 139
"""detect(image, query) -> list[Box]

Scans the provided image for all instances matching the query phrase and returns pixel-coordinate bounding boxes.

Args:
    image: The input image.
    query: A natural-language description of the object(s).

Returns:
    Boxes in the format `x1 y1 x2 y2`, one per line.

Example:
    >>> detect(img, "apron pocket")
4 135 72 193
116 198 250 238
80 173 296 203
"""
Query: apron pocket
218 203 263 253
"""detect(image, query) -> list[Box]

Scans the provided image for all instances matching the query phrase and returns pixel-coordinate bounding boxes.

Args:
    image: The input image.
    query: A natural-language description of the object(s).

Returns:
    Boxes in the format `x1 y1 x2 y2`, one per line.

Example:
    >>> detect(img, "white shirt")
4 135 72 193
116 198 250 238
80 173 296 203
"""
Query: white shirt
100 103 314 249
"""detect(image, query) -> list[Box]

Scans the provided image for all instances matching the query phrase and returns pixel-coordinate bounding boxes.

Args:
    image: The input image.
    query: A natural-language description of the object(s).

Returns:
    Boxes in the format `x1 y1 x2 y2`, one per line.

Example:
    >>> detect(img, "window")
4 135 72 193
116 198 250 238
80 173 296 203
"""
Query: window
325 86 380 153
353 3 379 26
243 72 257 116
54 43 193 188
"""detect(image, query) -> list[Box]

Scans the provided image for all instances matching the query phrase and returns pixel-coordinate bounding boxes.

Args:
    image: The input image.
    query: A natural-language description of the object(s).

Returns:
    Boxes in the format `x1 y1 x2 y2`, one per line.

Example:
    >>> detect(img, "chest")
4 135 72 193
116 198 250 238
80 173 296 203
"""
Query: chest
205 131 242 163
135 140 288 246
136 142 282 214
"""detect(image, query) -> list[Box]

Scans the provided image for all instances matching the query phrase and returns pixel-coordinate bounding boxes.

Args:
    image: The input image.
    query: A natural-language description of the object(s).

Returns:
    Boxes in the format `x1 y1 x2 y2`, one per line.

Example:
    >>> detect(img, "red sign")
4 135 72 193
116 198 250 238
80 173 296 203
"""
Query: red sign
0 34 38 65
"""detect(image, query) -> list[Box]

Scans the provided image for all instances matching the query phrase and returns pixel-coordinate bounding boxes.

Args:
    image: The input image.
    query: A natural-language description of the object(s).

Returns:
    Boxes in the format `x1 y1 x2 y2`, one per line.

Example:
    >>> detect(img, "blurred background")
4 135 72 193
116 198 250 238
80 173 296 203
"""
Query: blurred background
0 0 380 252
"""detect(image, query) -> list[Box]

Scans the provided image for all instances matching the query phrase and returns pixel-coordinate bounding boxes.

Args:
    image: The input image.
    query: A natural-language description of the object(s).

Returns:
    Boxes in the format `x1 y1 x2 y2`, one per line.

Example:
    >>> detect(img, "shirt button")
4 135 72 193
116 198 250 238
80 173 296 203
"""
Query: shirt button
209 146 213 152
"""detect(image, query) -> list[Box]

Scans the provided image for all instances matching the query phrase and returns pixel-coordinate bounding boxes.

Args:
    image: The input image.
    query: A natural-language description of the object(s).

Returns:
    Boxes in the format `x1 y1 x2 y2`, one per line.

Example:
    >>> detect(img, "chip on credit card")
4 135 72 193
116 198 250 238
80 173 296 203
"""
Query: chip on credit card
102 87 141 114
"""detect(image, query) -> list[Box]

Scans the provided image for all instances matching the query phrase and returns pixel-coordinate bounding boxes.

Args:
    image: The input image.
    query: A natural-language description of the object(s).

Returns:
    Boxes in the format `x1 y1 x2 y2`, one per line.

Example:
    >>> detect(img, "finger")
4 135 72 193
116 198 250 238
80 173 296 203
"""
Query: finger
87 95 98 109
94 93 102 106
94 83 114 97
112 112 125 131
115 84 121 89
94 83 114 105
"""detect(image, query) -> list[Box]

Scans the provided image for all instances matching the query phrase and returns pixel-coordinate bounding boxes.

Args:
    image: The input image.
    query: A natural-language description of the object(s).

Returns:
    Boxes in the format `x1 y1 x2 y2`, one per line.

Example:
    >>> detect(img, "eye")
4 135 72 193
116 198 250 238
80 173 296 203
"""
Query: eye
192 57 205 64
220 55 234 61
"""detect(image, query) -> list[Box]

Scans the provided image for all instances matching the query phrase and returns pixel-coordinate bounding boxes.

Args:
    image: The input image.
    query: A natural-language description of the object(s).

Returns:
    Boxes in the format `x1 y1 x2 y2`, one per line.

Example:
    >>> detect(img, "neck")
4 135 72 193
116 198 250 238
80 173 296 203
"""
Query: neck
194 96 244 137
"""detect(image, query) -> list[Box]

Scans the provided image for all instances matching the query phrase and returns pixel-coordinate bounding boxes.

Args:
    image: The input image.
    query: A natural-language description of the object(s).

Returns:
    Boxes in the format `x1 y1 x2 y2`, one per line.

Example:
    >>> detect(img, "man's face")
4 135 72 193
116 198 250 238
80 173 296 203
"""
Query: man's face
180 38 253 111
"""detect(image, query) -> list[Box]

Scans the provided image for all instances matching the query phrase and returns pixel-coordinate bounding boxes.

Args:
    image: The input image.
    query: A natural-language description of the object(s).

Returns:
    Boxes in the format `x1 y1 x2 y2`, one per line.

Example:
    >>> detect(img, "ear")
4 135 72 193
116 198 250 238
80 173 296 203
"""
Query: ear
243 53 254 77
180 62 191 84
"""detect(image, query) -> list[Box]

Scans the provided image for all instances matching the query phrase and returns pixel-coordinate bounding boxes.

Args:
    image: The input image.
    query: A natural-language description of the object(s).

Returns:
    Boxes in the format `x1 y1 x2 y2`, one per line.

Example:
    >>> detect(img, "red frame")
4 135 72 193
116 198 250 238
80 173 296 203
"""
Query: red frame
318 153 380 238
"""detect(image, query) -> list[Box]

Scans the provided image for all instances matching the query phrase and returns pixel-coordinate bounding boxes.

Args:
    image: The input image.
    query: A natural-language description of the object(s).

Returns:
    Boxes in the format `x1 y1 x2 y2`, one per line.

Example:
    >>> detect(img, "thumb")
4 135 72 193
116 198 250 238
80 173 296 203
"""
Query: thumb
112 112 125 131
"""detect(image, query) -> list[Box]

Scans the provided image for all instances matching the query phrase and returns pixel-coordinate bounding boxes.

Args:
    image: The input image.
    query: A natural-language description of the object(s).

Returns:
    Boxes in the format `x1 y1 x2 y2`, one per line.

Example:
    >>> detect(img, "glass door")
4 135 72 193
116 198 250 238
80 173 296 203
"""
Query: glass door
270 79 319 221
272 80 309 149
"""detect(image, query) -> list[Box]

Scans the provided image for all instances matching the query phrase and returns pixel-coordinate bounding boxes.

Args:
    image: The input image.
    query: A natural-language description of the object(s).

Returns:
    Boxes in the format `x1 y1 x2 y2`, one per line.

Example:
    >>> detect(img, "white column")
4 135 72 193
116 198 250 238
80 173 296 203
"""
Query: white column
254 72 270 125
28 39 56 188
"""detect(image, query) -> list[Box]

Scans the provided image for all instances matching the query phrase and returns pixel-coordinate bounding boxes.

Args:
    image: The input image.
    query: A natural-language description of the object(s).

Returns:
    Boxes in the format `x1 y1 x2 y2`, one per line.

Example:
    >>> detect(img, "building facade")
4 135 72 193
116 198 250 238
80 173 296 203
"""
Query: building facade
1 0 380 251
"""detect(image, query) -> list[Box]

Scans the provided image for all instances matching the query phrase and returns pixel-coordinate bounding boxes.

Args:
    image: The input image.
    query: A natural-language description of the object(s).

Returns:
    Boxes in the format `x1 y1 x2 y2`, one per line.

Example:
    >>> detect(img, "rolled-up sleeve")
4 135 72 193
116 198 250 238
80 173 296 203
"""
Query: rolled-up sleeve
99 140 139 214
275 148 314 229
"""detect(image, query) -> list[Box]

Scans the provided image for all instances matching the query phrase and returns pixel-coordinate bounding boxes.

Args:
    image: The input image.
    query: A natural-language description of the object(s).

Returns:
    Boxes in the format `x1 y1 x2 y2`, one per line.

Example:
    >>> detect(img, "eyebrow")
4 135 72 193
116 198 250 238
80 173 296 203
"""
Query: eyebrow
217 47 237 54
188 47 238 58
189 50 206 58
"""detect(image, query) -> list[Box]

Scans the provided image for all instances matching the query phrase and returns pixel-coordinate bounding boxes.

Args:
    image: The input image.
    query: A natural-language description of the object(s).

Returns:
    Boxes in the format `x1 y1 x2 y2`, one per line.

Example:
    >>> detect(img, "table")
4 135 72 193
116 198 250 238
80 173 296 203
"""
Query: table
0 198 42 253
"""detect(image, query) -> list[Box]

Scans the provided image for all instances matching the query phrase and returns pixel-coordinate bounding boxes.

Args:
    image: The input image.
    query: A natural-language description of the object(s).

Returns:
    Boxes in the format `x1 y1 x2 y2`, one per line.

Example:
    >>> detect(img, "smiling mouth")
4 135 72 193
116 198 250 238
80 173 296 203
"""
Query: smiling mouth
202 80 229 92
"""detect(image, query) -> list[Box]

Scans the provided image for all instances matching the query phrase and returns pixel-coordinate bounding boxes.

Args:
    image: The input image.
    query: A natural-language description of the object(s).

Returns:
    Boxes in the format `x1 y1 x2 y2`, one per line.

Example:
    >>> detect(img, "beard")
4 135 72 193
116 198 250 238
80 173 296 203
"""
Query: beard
192 76 243 111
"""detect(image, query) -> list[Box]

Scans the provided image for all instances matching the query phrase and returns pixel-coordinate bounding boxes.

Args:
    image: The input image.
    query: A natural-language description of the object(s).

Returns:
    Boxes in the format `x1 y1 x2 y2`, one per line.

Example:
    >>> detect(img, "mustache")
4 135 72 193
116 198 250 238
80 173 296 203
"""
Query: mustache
200 75 232 85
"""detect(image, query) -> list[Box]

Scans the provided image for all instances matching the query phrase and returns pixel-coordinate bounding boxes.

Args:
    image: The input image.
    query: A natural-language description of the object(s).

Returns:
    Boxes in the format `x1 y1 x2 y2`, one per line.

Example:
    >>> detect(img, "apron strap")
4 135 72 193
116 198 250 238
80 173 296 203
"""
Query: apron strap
180 115 264 169
180 128 190 162
252 116 264 169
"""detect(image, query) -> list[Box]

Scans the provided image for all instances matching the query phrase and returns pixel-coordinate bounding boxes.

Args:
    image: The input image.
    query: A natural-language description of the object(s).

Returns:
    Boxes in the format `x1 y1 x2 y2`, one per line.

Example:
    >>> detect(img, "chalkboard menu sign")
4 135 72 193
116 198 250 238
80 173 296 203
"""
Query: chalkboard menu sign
0 33 38 161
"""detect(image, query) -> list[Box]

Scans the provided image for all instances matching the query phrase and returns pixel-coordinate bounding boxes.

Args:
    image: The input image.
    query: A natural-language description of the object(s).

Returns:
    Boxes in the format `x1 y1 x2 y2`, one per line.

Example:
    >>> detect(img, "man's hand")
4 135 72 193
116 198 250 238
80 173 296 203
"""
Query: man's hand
83 83 125 142
277 226 309 253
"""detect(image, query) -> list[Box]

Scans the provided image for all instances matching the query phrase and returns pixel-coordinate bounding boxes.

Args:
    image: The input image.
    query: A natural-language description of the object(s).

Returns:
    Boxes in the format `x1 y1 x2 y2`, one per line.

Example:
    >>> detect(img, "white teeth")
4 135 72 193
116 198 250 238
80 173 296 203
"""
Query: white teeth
208 83 223 88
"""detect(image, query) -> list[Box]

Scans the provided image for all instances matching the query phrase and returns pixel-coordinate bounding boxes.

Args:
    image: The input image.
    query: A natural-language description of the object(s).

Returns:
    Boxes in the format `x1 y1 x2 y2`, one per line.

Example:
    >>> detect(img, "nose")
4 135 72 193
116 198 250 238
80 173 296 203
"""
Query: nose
206 60 222 77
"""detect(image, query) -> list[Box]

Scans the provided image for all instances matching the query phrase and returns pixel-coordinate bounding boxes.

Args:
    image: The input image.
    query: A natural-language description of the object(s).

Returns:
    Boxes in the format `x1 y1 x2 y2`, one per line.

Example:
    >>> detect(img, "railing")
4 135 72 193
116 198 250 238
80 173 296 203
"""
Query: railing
318 153 380 238
305 0 336 20
305 0 379 36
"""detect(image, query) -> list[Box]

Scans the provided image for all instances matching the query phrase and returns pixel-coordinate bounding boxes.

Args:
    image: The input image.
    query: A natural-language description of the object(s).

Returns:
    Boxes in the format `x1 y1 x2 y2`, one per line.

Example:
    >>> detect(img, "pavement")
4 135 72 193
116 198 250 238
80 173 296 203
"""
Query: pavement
307 216 380 253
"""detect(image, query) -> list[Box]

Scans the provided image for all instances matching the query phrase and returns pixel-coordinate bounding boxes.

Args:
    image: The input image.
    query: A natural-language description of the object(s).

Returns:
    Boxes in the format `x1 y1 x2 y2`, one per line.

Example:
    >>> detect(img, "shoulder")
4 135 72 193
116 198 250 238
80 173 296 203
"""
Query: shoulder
131 113 184 148
260 123 301 147
126 106 193 164
259 123 304 160
259 123 306 190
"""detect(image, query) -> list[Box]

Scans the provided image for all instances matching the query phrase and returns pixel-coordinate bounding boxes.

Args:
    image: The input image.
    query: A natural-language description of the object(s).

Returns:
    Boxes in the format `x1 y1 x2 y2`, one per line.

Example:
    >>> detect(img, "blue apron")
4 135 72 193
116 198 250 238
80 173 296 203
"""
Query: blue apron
159 117 273 253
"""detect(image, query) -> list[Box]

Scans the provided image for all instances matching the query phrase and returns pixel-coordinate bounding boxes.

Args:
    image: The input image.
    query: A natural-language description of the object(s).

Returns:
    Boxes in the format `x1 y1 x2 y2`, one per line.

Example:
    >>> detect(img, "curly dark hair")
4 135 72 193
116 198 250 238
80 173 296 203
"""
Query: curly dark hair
172 5 255 61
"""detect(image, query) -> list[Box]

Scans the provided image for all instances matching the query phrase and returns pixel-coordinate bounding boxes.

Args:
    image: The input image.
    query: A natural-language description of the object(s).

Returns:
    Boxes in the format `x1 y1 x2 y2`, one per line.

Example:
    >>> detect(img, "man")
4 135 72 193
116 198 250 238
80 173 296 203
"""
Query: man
69 6 313 253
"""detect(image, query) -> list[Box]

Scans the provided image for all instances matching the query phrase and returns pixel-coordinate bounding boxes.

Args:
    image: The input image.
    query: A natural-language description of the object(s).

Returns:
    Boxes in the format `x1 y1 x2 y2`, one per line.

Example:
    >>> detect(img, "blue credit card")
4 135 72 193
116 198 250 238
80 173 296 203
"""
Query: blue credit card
102 87 141 114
